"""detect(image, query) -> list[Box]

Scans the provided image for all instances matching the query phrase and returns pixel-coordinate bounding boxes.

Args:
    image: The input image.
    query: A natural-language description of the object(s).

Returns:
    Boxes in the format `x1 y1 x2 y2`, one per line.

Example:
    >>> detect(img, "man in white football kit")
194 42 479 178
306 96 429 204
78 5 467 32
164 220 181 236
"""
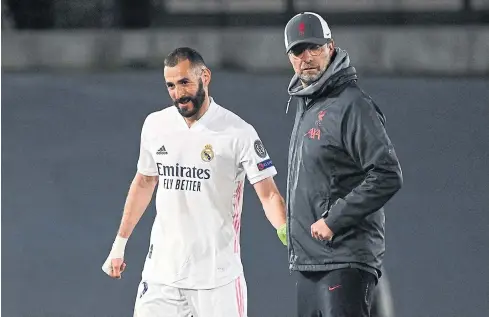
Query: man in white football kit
102 47 288 317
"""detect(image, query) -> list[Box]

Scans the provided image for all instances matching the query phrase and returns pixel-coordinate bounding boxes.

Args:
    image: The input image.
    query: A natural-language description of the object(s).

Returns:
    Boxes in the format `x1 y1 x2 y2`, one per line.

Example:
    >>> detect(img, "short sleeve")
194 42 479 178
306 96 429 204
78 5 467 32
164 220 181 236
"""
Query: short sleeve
137 116 158 176
239 125 277 185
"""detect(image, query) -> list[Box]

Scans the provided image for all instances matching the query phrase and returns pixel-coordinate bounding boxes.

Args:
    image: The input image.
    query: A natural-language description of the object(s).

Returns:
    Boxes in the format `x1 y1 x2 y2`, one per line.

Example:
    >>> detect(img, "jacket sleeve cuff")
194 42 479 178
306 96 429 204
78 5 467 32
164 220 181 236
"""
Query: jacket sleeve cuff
323 198 348 234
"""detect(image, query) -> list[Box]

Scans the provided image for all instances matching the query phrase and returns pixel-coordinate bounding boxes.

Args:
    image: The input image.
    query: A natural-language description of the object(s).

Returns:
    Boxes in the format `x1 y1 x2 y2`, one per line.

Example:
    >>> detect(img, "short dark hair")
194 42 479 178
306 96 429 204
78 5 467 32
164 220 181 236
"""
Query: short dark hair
164 47 207 69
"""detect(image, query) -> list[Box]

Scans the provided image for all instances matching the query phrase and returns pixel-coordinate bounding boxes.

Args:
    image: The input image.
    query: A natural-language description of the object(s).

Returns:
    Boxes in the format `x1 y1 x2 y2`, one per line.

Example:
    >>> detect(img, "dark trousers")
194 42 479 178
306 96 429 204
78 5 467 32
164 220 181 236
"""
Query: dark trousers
371 272 395 317
297 268 377 317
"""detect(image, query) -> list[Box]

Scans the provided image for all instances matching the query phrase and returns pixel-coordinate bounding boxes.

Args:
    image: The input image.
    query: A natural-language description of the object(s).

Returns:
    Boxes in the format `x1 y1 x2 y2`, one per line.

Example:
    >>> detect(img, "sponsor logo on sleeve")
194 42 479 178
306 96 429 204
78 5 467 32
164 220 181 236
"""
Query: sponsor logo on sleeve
257 159 273 171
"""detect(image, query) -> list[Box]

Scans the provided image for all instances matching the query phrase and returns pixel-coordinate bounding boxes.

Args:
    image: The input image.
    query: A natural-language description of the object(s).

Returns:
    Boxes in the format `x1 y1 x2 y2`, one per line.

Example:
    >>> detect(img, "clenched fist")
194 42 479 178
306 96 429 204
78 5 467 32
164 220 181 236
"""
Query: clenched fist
102 257 127 279
102 235 128 279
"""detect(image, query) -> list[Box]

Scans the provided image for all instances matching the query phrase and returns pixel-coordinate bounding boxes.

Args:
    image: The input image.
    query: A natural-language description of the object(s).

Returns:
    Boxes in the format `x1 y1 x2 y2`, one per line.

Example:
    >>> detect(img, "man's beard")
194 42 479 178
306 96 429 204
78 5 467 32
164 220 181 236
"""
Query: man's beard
299 54 330 85
173 79 206 118
299 65 327 85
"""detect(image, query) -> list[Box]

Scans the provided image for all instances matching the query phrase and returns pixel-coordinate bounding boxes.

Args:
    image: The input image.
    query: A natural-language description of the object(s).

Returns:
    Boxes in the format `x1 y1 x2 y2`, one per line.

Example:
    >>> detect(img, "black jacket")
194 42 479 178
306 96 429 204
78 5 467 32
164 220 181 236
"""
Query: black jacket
285 48 403 278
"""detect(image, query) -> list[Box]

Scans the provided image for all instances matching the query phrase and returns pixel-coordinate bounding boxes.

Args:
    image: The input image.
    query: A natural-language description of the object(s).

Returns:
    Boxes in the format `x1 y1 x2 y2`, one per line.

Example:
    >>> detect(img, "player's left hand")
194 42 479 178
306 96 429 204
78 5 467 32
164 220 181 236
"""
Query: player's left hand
311 219 334 241
276 223 287 246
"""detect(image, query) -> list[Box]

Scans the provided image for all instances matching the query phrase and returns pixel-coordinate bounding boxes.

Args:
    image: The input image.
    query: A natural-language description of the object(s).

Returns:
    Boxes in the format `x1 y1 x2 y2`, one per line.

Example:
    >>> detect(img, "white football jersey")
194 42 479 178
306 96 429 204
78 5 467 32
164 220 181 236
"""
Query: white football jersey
136 98 277 289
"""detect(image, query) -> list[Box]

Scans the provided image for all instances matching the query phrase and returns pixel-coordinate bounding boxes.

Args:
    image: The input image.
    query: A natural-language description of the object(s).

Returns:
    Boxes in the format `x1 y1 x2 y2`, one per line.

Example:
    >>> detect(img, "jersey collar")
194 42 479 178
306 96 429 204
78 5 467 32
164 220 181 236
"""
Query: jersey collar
177 96 218 131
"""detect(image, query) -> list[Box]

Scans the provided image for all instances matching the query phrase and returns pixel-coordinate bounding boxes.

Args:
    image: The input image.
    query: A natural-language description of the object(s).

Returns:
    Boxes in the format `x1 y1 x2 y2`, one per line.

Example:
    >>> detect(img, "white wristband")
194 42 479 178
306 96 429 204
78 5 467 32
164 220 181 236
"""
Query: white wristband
109 235 128 258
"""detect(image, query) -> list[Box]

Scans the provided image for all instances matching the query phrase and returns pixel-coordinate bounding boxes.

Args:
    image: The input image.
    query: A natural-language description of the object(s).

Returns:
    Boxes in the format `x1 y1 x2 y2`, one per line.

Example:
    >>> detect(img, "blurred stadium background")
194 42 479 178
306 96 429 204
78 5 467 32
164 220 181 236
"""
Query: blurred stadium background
2 1 489 317
2 0 489 74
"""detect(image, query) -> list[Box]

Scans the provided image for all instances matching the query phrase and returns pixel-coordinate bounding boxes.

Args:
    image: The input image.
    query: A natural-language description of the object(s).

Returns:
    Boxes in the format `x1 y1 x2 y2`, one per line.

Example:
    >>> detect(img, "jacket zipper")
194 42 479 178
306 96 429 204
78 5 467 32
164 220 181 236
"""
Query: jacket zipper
287 99 313 274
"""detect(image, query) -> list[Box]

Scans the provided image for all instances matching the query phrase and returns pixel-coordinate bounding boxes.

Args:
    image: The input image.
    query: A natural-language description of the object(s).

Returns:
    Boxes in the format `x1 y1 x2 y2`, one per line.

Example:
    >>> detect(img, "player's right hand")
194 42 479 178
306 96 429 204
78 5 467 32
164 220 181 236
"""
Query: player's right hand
102 256 127 279
102 235 128 279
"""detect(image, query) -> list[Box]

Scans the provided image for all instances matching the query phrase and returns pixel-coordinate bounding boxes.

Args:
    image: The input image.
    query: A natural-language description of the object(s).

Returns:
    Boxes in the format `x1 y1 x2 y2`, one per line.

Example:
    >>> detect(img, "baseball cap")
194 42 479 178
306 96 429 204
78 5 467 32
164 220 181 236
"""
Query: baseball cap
284 12 332 53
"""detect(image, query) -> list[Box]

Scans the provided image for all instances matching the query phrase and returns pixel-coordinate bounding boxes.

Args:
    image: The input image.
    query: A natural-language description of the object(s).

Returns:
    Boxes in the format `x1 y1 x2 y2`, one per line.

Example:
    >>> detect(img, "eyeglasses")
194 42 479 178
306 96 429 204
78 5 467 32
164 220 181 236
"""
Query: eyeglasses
289 44 324 59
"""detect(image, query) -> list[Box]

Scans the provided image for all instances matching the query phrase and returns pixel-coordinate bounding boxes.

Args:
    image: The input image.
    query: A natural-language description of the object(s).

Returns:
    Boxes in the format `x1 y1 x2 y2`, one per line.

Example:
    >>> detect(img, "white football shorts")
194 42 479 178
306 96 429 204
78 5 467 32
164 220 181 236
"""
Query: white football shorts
133 274 247 317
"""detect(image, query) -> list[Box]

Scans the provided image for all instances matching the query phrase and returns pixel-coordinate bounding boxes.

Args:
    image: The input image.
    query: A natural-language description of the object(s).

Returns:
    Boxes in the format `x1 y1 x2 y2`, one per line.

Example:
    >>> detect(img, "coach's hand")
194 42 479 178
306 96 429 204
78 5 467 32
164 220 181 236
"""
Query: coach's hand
277 223 287 246
102 235 128 279
311 219 334 241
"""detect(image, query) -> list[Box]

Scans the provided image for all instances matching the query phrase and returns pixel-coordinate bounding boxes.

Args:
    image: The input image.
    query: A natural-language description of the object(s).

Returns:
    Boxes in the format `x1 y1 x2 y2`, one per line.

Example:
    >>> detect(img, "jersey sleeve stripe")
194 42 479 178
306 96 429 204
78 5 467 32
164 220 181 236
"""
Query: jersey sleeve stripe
232 181 244 254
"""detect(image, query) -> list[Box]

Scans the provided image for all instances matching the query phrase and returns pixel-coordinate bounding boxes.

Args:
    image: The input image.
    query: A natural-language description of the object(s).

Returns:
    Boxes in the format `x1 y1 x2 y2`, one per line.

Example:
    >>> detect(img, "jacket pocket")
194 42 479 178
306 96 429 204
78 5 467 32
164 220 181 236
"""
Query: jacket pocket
318 195 330 218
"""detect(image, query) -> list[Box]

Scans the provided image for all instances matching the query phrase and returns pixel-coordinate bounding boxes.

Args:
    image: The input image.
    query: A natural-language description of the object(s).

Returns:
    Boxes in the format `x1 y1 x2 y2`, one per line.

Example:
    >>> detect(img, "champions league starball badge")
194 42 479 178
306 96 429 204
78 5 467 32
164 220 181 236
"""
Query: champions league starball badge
254 139 267 158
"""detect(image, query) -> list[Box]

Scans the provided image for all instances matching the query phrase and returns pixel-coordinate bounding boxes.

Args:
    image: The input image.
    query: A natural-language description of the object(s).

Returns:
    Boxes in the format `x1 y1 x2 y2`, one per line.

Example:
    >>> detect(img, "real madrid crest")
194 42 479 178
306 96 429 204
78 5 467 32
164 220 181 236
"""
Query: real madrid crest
201 144 214 162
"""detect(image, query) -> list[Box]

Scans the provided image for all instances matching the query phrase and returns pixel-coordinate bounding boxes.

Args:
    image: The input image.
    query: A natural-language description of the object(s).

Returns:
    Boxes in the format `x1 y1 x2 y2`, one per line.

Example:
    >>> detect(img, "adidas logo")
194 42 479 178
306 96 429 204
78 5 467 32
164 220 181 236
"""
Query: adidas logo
156 145 168 155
